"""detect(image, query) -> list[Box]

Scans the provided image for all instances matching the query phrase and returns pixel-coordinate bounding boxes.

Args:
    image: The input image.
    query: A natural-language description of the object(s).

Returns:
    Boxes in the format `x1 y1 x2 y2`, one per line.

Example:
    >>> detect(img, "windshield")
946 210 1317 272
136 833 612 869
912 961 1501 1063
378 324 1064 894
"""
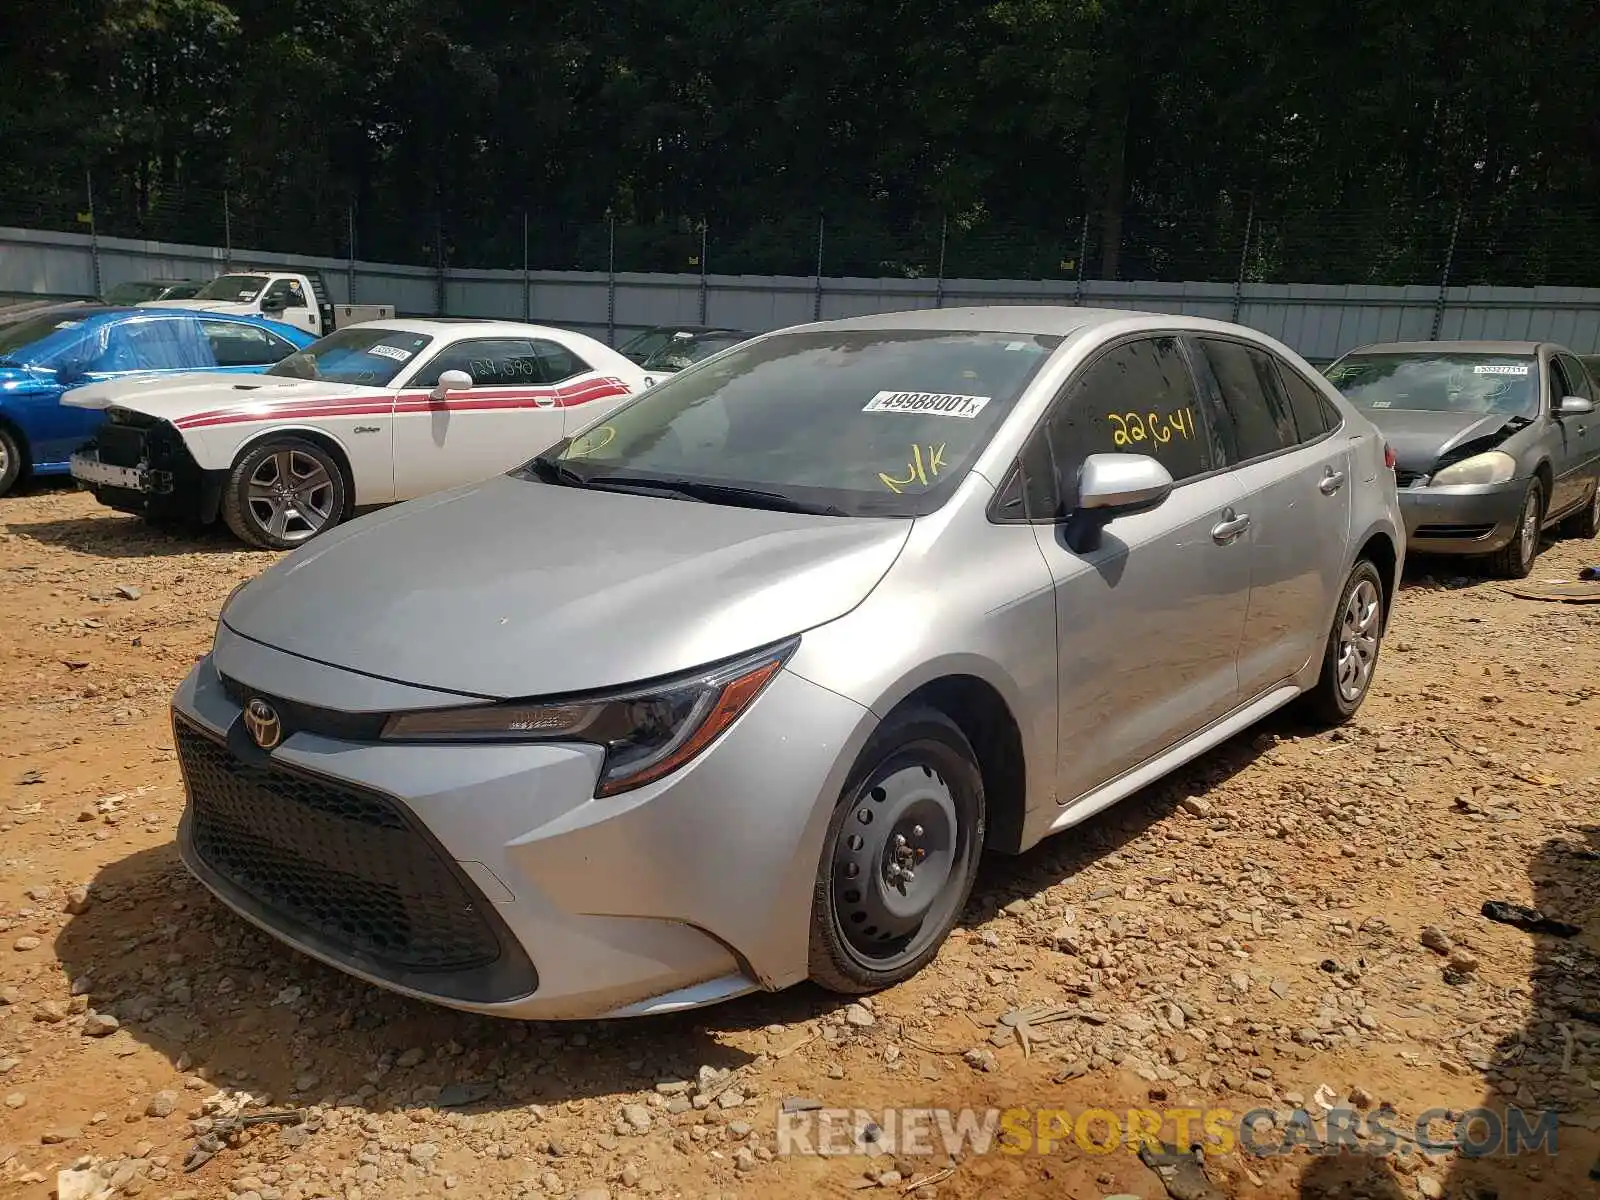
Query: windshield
0 312 94 365
641 334 746 372
266 326 434 387
617 329 680 364
536 329 1061 517
195 274 271 303
104 281 169 305
162 282 203 300
1324 353 1539 418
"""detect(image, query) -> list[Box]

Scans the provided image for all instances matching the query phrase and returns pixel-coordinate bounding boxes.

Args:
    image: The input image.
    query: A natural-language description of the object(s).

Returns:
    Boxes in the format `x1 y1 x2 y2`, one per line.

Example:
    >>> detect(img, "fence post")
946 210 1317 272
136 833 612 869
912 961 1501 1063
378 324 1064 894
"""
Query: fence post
813 215 825 322
698 221 709 325
435 211 446 316
345 204 355 304
1073 211 1090 306
1231 195 1255 324
934 216 948 309
1432 203 1463 340
522 210 530 321
606 213 616 347
84 171 102 298
223 191 233 272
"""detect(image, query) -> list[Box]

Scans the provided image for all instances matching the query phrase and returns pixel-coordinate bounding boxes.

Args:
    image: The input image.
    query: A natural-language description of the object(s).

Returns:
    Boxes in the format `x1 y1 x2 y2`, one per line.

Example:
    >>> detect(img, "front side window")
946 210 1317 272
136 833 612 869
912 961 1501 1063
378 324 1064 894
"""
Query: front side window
267 326 434 387
94 317 216 372
1020 336 1221 517
194 274 272 303
540 329 1061 517
1556 354 1592 402
202 320 299 367
1323 353 1539 419
413 338 547 388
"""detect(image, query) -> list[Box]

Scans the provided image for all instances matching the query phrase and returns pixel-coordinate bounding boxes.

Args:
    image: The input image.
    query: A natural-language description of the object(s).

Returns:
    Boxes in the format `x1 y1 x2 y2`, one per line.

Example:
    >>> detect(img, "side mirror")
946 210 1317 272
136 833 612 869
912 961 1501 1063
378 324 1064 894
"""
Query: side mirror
54 359 91 385
1063 453 1174 554
1557 395 1595 416
260 294 287 312
430 369 473 400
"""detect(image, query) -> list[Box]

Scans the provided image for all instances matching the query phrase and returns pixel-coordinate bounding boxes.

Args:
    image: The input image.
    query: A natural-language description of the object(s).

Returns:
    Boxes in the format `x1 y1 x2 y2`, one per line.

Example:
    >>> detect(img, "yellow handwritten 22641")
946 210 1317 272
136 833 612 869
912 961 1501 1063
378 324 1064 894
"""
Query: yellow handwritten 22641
880 444 948 493
1108 407 1196 447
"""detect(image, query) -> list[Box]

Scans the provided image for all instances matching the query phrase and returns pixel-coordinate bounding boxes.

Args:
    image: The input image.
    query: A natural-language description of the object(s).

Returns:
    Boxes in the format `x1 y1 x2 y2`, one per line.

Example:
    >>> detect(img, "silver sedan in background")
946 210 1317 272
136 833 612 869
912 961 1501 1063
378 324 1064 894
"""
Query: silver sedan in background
1324 341 1600 577
170 307 1403 1019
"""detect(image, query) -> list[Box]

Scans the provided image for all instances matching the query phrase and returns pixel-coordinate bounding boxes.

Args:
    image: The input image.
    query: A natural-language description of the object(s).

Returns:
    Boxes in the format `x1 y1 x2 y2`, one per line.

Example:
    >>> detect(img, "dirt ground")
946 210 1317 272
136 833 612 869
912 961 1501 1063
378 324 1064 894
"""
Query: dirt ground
3 482 1600 1200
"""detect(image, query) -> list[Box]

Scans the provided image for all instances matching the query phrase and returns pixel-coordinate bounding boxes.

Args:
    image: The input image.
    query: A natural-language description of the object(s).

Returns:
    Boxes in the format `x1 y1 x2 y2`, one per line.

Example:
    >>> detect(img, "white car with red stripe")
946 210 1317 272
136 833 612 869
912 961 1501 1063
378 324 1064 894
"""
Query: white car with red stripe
64 319 648 548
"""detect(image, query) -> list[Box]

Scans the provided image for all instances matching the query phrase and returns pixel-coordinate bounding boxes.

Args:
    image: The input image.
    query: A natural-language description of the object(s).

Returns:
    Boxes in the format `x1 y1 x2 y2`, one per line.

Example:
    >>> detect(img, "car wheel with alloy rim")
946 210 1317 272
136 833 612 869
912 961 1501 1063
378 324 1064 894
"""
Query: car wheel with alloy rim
222 437 349 550
1487 479 1544 579
1301 558 1386 726
0 425 22 497
1562 477 1600 539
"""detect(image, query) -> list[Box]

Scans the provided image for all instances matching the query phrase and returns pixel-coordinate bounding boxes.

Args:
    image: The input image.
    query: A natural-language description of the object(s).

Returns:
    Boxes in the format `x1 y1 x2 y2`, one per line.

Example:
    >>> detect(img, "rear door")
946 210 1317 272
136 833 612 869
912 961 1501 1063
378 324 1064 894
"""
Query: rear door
1187 336 1352 699
392 336 573 498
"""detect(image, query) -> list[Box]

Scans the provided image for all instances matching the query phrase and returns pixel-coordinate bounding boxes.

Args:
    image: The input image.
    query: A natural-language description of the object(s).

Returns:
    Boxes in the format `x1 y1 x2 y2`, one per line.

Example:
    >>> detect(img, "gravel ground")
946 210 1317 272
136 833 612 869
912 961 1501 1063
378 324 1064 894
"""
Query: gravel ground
3 484 1600 1200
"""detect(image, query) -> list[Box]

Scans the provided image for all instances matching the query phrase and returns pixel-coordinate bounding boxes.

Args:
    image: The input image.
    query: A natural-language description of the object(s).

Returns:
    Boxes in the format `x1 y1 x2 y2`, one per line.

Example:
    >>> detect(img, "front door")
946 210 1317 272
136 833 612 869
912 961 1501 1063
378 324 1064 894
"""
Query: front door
259 277 317 335
1022 334 1254 806
392 336 574 499
1186 336 1353 698
1550 353 1597 515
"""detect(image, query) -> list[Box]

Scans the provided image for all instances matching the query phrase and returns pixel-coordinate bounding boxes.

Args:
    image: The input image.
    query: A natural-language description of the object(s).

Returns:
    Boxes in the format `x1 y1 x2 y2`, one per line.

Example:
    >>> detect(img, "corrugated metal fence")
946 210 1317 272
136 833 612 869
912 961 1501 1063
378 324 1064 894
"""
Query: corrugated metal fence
4 224 1597 361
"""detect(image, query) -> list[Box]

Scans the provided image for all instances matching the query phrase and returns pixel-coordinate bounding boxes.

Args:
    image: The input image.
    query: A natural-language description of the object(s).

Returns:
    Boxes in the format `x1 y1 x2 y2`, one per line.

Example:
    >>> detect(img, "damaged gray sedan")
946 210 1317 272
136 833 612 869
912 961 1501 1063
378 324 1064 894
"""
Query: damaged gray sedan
1324 341 1600 577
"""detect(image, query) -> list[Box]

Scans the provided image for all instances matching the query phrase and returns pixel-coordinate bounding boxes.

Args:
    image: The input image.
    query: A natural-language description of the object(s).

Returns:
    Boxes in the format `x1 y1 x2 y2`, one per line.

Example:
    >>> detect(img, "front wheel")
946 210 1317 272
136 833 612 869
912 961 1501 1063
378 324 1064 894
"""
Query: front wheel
1486 480 1543 579
0 425 23 497
807 707 985 994
222 438 348 550
1300 559 1385 726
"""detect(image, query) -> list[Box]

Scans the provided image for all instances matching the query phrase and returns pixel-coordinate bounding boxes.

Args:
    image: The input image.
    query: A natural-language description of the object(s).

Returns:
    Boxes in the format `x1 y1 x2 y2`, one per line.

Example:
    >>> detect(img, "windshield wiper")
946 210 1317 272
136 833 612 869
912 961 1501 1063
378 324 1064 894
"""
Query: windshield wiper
582 474 849 516
527 452 592 488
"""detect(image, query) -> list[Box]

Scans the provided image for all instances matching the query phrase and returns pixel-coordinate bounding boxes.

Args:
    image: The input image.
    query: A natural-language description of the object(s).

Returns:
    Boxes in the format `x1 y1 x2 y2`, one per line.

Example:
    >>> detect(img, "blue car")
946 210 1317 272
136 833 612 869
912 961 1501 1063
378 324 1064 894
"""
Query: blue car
0 306 316 496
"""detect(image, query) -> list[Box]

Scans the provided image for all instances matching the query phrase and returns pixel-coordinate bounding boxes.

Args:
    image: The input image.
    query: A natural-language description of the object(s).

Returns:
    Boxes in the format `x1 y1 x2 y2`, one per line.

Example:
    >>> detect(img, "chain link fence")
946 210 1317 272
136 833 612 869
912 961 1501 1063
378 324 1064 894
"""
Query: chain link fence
4 173 1599 294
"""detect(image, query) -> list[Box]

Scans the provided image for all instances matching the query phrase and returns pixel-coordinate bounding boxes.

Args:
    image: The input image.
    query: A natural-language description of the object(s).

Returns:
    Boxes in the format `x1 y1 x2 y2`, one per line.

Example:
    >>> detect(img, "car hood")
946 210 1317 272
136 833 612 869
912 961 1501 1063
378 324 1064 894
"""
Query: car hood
62 374 380 422
1360 408 1527 473
222 474 913 699
137 299 244 313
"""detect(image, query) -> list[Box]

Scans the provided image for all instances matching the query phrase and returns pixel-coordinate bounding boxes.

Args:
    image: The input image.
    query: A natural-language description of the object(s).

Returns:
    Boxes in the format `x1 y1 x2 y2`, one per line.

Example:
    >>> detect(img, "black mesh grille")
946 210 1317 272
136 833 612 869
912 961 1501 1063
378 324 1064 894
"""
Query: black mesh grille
96 423 149 468
177 719 503 975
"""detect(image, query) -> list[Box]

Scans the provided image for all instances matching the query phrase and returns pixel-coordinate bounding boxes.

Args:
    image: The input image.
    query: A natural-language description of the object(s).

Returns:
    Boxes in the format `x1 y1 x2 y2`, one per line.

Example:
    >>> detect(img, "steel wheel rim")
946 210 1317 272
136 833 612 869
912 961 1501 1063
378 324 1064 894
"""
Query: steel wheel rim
246 450 336 544
1519 491 1540 568
1335 578 1381 703
830 760 966 970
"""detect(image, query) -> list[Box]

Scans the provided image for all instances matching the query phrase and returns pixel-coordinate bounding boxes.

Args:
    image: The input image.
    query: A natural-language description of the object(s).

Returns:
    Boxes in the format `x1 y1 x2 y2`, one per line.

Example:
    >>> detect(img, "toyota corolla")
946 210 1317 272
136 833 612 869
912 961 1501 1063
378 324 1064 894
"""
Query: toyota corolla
172 306 1403 1019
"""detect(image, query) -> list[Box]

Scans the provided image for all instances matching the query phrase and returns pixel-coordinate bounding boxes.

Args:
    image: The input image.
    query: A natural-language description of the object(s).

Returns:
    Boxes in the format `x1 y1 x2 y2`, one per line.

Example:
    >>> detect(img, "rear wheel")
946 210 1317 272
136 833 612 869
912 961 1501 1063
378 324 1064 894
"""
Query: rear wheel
1486 479 1543 579
0 425 23 497
222 438 348 550
1300 559 1385 726
807 707 985 994
1562 477 1600 540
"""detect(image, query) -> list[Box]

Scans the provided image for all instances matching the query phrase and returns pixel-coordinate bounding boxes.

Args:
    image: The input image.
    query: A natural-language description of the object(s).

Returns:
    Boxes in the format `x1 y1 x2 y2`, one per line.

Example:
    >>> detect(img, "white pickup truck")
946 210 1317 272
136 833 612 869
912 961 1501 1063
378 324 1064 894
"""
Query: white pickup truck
140 268 392 339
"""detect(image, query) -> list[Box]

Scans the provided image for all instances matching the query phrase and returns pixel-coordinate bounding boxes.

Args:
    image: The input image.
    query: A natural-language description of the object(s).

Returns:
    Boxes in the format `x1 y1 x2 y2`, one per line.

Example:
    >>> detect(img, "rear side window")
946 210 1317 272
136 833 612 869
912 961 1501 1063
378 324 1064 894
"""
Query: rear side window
1275 361 1340 440
201 320 299 367
1026 335 1222 515
1191 338 1297 460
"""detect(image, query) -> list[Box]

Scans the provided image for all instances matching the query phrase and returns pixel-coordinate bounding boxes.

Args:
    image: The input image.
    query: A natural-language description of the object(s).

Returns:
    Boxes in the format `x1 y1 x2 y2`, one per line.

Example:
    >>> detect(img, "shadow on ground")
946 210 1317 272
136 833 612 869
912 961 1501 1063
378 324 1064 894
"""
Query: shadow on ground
52 710 1278 1123
3 511 255 559
1296 826 1600 1199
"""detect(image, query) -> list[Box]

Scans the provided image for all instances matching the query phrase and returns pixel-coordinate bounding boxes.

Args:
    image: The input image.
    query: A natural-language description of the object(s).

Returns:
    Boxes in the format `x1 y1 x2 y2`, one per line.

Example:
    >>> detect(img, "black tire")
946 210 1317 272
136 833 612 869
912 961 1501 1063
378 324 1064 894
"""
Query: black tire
221 437 349 550
1561 477 1600 540
1300 559 1386 727
1485 479 1544 579
807 706 985 994
0 425 23 497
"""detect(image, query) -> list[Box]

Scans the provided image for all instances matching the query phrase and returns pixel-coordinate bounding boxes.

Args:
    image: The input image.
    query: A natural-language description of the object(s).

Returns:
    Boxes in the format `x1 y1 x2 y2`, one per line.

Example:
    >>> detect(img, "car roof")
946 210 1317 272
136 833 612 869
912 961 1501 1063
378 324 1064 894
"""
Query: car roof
799 305 1290 341
1343 340 1547 356
354 318 593 340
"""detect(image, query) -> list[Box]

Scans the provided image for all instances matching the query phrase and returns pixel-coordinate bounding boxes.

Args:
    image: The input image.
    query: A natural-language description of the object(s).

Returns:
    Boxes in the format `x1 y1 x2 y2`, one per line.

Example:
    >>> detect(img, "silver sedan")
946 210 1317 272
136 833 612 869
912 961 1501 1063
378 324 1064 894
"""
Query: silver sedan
170 306 1404 1019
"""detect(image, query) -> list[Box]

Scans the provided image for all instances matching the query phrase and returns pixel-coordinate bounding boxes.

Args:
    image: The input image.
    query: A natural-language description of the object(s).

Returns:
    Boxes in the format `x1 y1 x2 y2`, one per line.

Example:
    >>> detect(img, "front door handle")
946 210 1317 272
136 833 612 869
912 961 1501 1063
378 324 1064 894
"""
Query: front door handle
1212 510 1251 544
1319 468 1346 495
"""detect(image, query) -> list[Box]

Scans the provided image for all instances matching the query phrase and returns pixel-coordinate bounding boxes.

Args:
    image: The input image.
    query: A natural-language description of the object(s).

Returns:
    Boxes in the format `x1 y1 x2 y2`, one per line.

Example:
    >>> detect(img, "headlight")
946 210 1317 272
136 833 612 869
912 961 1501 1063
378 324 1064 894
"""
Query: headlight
380 639 796 796
1430 451 1517 487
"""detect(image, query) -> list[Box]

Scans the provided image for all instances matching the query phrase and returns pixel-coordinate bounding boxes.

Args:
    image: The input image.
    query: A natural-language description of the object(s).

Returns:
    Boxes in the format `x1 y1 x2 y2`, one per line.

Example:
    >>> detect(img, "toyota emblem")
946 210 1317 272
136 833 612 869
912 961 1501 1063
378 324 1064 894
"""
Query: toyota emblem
243 698 283 750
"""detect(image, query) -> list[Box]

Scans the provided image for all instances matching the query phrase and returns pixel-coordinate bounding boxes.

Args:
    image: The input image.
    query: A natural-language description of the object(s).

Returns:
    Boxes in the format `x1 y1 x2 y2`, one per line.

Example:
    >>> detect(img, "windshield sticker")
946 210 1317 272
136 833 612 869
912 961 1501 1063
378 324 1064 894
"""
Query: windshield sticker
1370 400 1392 408
369 344 414 363
238 291 259 301
1474 364 1529 375
864 391 991 418
879 443 948 494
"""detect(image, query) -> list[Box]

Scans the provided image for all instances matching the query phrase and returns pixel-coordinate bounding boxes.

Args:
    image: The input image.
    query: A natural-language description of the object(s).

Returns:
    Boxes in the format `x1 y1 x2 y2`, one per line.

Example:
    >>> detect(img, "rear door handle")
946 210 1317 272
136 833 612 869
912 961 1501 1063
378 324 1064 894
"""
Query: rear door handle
1319 468 1346 495
1212 510 1251 544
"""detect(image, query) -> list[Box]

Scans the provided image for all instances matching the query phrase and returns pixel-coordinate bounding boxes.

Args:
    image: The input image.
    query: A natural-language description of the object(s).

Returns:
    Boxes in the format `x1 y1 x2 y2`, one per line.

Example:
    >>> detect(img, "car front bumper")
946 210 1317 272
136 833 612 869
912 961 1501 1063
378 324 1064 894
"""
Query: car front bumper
170 627 875 1020
1398 478 1529 556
